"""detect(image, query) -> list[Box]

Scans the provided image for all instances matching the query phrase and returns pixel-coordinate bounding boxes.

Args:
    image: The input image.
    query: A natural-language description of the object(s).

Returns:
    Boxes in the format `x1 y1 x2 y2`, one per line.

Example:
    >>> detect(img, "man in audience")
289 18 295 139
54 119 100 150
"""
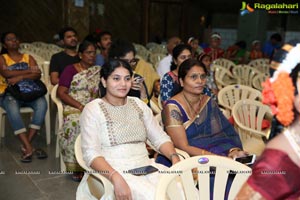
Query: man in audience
95 31 112 66
262 33 282 59
156 36 181 78
49 27 80 85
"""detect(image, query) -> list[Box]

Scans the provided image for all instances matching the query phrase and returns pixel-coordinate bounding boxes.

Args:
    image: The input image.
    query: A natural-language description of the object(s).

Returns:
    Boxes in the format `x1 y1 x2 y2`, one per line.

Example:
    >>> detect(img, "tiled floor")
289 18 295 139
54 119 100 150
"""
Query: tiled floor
0 107 79 200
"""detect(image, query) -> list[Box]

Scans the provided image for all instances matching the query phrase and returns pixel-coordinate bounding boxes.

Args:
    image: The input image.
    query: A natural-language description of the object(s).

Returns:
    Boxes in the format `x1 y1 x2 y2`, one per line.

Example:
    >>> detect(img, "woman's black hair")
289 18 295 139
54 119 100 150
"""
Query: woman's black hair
99 58 133 97
178 58 208 81
78 40 96 54
291 63 300 95
108 39 136 58
269 50 300 140
170 44 192 71
0 31 16 54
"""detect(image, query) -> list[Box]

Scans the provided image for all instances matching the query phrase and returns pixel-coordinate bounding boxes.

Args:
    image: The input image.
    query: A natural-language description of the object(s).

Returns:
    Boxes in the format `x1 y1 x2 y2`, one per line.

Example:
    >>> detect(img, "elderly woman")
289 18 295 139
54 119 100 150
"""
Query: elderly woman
0 31 47 163
156 59 247 167
57 40 100 181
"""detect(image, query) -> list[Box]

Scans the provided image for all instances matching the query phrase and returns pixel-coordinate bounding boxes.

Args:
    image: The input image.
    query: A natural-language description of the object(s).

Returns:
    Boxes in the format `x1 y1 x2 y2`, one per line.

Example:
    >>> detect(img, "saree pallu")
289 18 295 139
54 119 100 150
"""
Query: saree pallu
247 149 300 200
156 97 242 167
59 66 100 172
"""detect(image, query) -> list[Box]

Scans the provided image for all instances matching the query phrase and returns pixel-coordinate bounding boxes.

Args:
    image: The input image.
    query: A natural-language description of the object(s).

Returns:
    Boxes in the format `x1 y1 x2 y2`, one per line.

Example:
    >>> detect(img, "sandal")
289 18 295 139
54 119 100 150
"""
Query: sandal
34 148 48 159
72 172 84 182
21 152 33 163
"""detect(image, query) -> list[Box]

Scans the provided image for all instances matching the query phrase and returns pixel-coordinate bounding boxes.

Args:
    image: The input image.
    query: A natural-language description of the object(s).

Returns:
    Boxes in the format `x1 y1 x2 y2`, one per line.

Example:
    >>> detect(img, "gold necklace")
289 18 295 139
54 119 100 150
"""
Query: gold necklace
182 92 202 118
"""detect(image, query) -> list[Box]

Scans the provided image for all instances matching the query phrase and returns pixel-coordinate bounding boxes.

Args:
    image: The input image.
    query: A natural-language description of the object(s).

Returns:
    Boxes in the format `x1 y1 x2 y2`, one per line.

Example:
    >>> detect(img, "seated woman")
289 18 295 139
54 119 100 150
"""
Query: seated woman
109 39 151 105
0 31 48 163
160 44 212 105
57 40 100 181
236 44 300 199
76 58 180 200
156 59 247 167
249 40 263 60
198 53 218 98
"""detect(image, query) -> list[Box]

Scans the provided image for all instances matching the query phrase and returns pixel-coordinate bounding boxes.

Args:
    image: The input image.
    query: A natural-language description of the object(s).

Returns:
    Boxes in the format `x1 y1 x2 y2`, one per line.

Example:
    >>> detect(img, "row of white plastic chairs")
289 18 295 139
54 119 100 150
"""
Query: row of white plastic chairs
19 42 63 61
212 58 270 91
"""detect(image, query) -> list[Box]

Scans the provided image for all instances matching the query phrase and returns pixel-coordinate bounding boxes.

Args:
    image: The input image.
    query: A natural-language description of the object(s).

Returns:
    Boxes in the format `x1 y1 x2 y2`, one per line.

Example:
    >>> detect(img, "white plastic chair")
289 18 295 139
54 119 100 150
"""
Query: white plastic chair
252 73 268 91
75 134 115 199
232 99 272 156
232 65 260 87
248 58 270 68
213 58 236 71
214 66 237 90
149 53 166 69
155 155 252 200
150 44 168 55
50 84 66 171
218 84 262 116
133 43 151 61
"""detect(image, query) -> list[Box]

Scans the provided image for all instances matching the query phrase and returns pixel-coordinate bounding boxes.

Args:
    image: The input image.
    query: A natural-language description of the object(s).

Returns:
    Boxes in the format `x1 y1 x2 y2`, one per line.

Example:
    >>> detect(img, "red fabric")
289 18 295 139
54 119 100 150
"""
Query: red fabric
229 116 271 129
247 149 300 200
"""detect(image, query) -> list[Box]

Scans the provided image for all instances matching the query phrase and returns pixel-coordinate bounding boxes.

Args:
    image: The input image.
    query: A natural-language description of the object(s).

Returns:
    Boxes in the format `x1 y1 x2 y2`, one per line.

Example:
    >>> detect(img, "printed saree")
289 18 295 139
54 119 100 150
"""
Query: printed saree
156 97 242 167
59 65 100 172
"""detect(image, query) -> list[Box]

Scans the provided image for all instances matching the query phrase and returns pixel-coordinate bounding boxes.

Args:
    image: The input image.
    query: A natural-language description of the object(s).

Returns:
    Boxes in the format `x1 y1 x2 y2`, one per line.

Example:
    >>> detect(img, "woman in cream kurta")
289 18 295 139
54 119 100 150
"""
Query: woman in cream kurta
77 58 179 200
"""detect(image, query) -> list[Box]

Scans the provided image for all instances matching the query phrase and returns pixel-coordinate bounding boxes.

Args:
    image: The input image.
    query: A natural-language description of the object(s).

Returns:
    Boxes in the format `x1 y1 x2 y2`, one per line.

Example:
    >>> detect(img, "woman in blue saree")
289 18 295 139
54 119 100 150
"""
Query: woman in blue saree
156 59 247 167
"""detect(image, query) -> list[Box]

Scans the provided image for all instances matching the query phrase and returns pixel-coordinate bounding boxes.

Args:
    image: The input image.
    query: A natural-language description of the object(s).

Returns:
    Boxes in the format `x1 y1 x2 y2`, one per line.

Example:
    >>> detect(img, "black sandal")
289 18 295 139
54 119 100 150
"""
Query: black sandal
34 148 48 159
21 152 33 163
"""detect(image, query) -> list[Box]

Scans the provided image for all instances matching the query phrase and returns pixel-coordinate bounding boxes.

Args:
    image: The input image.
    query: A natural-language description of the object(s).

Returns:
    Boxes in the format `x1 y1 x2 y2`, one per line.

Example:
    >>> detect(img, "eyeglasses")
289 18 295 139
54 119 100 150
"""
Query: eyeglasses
122 58 139 66
178 55 192 60
188 73 207 81
5 37 19 42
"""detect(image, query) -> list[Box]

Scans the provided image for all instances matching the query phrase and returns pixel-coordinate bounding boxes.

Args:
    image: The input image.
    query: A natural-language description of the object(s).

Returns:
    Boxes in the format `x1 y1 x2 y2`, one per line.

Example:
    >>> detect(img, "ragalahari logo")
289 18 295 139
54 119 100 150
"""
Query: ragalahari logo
240 2 255 15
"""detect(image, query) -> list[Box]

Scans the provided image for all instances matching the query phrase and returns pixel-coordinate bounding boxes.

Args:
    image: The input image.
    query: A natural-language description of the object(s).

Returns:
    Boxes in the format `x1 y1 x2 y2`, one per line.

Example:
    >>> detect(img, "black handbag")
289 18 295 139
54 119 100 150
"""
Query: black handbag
6 79 47 102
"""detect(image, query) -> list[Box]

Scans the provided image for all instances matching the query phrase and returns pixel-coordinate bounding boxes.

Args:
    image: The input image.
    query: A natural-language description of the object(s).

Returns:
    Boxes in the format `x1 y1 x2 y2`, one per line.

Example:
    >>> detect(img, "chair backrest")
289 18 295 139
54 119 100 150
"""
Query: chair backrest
150 44 168 55
248 58 269 68
232 65 260 87
51 84 64 130
214 65 237 90
74 134 115 199
213 58 236 71
133 43 151 61
252 73 268 91
218 84 262 111
155 155 252 200
232 99 272 139
146 42 159 51
149 53 166 69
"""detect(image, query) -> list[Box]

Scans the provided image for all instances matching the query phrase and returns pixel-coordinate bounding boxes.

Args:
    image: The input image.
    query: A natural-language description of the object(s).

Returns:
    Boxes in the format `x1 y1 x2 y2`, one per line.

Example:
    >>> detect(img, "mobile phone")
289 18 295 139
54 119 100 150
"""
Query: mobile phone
127 165 158 176
234 154 256 165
